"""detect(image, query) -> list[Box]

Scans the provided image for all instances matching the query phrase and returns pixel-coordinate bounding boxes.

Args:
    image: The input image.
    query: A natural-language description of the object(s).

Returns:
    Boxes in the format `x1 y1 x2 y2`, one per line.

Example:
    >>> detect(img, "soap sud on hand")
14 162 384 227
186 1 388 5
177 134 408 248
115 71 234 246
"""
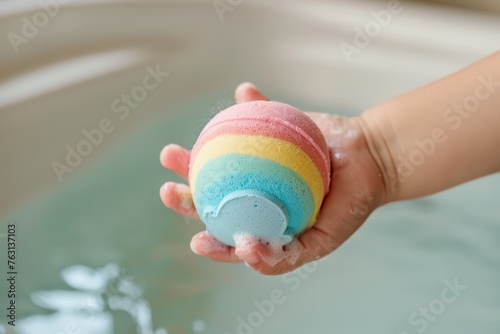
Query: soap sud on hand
234 233 303 267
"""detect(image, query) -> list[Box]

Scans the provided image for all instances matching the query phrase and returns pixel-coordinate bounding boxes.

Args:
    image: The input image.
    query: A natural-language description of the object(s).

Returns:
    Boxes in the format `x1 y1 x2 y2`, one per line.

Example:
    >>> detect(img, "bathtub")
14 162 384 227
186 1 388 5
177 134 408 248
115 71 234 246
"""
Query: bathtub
0 1 499 333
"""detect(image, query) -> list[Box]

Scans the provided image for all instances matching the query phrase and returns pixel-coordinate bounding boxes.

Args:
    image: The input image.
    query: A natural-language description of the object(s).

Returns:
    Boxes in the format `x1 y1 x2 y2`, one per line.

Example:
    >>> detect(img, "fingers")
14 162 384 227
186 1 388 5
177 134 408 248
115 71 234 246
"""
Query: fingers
159 83 269 177
234 235 266 267
190 231 243 264
190 232 317 273
240 226 340 275
236 243 290 275
160 82 270 179
160 182 199 219
314 152 375 241
160 144 191 180
185 214 340 274
159 183 244 265
160 85 365 275
235 82 269 103
233 184 365 276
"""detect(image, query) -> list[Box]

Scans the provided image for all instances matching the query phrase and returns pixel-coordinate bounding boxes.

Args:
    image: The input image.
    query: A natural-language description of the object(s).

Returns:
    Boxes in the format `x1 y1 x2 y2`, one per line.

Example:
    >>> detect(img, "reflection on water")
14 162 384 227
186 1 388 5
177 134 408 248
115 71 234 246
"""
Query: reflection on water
18 264 168 334
191 320 205 332
0 94 232 334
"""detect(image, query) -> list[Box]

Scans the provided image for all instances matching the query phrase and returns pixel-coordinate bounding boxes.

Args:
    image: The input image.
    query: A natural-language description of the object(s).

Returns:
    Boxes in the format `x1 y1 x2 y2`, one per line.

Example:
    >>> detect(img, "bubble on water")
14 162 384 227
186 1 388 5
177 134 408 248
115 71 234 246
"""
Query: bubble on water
193 320 206 332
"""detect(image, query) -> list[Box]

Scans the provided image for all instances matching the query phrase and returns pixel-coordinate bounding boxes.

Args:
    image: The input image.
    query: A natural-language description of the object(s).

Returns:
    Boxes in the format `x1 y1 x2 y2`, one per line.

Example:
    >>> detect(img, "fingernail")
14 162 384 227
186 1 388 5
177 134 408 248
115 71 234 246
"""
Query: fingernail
189 240 202 255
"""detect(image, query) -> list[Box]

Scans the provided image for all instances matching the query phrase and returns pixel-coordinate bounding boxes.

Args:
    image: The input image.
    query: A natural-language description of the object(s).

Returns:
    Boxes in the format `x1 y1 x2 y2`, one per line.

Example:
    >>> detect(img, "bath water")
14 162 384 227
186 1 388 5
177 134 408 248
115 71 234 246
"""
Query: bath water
1 94 499 334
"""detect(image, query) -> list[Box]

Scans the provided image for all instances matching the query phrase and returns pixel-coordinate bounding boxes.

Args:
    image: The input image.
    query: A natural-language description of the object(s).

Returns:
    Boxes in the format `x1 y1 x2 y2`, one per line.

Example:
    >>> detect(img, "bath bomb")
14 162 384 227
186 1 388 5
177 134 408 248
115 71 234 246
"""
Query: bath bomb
189 101 330 247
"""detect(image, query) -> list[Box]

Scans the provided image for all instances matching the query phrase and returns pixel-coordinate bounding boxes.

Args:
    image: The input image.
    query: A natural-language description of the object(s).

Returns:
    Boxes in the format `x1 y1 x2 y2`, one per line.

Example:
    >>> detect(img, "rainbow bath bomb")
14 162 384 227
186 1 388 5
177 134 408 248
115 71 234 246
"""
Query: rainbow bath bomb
189 101 331 247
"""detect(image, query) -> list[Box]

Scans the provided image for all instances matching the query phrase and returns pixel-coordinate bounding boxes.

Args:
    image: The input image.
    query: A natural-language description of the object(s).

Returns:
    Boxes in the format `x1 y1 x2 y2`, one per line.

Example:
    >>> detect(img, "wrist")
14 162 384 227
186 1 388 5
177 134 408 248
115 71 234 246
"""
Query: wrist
355 103 401 204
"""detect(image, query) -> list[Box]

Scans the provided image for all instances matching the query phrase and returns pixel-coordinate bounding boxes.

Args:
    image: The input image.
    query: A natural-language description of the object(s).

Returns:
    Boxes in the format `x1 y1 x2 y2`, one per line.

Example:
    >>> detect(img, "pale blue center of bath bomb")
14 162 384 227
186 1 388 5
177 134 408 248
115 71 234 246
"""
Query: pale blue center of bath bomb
203 190 292 247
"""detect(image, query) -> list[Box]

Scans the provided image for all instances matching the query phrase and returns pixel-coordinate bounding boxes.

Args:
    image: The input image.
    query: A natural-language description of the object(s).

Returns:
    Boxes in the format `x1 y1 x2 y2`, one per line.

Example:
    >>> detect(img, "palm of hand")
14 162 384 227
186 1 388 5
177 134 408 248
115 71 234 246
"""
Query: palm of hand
160 83 385 275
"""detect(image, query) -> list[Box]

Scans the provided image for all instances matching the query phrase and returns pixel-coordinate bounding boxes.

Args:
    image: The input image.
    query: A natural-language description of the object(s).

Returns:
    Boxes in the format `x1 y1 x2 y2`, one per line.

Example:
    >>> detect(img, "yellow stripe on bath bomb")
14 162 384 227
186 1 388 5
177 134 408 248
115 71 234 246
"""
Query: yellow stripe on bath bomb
190 134 324 216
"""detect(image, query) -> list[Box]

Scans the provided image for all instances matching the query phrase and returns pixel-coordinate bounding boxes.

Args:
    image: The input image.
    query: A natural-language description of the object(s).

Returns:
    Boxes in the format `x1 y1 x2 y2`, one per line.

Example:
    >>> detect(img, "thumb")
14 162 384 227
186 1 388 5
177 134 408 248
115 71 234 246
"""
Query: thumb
235 82 269 103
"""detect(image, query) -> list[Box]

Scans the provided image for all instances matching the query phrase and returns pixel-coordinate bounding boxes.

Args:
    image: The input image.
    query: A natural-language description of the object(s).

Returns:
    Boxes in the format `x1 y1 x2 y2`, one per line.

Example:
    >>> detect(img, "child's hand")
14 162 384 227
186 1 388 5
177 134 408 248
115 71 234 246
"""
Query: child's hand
160 53 500 275
159 83 388 275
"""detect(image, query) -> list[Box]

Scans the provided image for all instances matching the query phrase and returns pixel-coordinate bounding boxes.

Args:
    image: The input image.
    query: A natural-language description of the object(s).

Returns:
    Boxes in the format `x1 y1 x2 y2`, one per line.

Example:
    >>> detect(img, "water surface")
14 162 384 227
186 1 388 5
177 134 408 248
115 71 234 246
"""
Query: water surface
1 94 499 334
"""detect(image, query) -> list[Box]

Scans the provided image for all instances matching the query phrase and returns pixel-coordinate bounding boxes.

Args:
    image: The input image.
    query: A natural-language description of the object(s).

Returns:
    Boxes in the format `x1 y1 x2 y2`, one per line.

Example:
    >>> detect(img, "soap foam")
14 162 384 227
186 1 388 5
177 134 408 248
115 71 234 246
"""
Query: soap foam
259 238 302 267
333 152 347 167
234 233 303 267
196 231 228 253
233 233 260 255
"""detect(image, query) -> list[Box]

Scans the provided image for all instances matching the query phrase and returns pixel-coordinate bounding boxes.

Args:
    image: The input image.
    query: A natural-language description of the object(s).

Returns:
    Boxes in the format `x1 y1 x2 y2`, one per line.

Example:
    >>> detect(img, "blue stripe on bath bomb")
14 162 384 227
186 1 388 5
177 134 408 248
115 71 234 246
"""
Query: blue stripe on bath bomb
193 154 315 235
